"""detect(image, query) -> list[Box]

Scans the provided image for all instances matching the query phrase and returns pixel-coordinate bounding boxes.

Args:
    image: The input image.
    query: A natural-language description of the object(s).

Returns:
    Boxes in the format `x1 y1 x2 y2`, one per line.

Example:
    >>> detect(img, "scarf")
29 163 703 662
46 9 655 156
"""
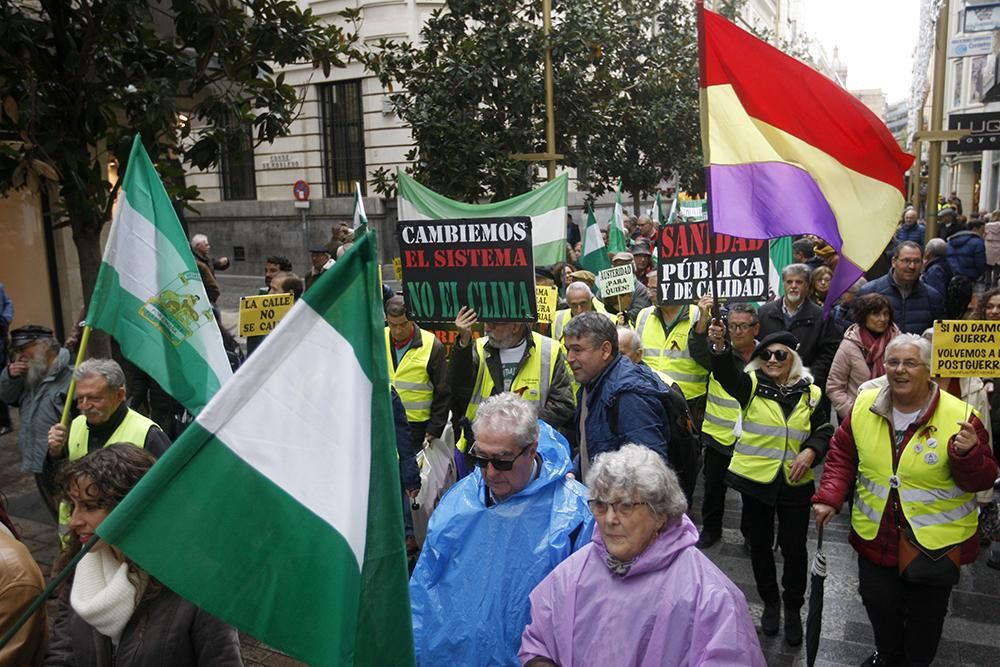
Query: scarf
858 326 891 378
605 554 635 576
70 549 144 641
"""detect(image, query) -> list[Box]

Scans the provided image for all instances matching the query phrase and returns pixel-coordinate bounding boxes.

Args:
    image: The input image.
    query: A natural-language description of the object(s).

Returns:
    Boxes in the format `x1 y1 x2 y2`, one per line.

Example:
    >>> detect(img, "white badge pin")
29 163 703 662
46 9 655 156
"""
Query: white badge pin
926 438 937 449
913 443 923 454
924 452 939 465
888 475 901 489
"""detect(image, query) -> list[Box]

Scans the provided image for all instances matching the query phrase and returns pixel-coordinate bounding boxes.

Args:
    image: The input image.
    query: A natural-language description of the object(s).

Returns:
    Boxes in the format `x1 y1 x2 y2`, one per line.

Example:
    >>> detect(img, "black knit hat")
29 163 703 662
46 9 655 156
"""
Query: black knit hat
751 331 799 360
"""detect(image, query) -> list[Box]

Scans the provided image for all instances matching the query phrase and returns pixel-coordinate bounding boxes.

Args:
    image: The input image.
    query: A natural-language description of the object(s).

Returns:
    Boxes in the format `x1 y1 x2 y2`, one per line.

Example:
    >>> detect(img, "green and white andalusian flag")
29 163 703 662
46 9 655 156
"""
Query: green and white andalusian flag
353 181 368 236
607 182 628 254
97 232 414 667
397 171 568 265
86 136 231 413
580 206 612 274
653 192 666 226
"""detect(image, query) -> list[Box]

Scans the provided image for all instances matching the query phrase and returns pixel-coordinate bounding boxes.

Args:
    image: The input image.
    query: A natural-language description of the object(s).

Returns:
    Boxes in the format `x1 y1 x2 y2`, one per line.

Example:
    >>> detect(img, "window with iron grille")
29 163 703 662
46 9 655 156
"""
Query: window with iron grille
219 122 257 201
319 80 367 197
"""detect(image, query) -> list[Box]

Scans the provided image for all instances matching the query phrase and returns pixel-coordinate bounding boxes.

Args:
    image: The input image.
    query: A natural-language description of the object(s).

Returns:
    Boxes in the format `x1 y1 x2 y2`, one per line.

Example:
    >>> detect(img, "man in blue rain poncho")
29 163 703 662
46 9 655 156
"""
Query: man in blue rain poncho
410 392 593 666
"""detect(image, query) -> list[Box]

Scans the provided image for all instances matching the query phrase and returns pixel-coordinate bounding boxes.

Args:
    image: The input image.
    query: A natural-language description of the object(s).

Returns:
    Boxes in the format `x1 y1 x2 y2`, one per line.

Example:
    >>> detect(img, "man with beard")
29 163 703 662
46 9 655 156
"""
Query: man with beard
0 326 73 517
756 264 840 392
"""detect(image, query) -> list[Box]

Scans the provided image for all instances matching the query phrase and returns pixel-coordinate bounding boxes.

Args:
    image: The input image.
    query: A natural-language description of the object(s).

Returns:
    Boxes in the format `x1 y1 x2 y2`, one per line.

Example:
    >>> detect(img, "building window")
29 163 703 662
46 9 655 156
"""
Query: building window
219 123 257 201
319 80 367 197
953 60 963 108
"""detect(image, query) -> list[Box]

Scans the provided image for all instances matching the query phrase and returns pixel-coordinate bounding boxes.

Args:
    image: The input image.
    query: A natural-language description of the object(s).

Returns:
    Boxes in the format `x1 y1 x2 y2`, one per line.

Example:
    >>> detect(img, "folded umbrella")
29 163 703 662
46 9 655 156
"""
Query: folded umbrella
806 526 827 667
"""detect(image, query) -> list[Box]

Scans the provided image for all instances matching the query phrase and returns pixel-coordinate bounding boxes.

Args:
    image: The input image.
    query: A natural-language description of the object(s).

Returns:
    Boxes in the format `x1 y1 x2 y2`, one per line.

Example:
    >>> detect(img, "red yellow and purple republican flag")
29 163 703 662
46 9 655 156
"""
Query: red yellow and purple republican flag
697 4 914 303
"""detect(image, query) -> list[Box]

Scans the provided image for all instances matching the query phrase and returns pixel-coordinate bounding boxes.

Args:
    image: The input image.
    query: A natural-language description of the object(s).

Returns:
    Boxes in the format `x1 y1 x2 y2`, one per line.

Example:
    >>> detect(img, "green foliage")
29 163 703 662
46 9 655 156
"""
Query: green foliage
366 0 702 204
0 0 356 300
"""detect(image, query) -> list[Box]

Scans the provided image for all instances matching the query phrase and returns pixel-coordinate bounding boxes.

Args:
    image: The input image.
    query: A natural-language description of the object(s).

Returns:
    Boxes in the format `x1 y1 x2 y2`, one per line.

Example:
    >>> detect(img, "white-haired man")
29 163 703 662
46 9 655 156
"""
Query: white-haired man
190 233 229 304
46 358 170 544
410 393 592 666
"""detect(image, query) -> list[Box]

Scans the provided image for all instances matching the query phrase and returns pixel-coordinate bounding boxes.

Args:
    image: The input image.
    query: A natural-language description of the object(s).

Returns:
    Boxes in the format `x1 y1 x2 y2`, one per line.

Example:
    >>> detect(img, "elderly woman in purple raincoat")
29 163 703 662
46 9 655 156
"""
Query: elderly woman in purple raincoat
520 444 766 667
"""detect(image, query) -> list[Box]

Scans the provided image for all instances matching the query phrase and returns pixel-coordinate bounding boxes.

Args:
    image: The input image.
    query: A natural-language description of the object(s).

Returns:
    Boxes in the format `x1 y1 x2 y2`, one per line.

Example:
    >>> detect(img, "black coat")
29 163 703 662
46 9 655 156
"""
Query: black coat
755 299 840 390
44 585 243 667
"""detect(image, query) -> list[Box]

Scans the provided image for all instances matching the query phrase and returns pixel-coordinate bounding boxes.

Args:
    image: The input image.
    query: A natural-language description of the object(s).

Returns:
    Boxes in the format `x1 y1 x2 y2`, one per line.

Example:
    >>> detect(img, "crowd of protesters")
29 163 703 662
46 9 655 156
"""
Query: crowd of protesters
2 204 1000 666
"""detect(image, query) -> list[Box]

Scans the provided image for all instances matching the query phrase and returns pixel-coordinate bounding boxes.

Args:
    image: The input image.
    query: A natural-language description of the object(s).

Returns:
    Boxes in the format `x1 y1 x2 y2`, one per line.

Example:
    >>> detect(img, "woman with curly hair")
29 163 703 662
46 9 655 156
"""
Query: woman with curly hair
44 444 243 666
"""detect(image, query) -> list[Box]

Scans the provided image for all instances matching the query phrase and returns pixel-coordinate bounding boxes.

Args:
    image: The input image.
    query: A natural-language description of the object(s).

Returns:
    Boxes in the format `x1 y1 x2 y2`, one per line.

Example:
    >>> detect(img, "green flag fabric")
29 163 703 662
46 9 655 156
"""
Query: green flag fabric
607 183 628 253
96 232 414 667
769 236 794 298
580 206 612 274
86 136 231 413
396 171 568 265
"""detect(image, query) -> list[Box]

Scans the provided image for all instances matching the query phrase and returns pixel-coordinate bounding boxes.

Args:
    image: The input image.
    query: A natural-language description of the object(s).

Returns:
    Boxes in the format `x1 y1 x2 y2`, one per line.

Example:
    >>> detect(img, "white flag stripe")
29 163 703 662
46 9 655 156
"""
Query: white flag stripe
104 197 231 384
196 303 372 569
531 207 567 245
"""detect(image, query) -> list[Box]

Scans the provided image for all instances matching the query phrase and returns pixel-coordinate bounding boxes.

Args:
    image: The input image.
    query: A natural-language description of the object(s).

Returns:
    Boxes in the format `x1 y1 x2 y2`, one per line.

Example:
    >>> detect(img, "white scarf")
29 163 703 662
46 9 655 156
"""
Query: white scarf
70 549 141 641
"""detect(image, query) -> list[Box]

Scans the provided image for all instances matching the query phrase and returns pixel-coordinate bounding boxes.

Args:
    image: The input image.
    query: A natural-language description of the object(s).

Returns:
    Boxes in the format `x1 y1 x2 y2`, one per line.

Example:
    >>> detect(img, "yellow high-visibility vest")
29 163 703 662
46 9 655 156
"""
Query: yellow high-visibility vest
635 305 708 400
385 327 436 422
702 374 742 449
457 332 561 452
728 374 821 486
850 387 979 550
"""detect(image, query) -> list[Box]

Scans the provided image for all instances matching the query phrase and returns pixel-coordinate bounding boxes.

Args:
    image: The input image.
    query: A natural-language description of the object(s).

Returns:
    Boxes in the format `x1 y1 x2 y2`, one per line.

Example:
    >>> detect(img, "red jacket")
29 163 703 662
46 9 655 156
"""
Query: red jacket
812 384 997 566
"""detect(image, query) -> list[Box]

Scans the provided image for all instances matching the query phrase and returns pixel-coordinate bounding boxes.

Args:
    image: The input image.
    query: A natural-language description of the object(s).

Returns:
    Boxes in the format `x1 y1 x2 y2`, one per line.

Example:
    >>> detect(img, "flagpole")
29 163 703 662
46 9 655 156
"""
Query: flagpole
695 0 721 320
58 324 91 428
0 536 96 651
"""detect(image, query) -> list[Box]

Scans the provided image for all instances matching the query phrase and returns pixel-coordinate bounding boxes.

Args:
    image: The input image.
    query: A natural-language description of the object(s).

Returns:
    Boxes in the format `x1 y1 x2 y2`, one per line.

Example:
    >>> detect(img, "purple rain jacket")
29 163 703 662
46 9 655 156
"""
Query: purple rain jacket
520 515 766 667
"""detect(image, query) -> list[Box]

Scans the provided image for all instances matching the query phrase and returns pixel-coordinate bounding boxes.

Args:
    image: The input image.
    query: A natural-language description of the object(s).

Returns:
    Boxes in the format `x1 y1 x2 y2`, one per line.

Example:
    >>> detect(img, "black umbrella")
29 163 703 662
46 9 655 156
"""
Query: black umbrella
806 525 827 667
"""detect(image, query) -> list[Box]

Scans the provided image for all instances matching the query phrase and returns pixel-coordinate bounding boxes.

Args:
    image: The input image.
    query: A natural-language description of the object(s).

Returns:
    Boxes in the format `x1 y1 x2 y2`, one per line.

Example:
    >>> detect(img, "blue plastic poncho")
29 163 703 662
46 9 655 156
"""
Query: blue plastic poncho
410 421 593 667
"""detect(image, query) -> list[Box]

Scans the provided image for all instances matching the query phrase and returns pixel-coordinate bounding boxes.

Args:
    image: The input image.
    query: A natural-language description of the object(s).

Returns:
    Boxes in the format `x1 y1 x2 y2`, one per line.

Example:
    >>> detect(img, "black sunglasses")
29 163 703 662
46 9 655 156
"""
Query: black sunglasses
759 348 789 362
469 446 529 471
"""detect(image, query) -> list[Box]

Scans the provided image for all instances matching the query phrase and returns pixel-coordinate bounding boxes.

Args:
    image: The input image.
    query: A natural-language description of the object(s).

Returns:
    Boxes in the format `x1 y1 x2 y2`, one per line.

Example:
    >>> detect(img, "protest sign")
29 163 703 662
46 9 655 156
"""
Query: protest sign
238 292 294 337
396 217 536 322
598 265 635 298
657 221 769 305
932 320 1000 377
392 257 403 280
535 286 559 323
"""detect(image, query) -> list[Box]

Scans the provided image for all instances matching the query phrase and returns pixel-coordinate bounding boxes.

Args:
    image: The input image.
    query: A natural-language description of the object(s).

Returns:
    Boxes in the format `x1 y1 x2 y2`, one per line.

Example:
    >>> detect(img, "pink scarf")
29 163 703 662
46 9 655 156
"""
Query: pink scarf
858 325 897 378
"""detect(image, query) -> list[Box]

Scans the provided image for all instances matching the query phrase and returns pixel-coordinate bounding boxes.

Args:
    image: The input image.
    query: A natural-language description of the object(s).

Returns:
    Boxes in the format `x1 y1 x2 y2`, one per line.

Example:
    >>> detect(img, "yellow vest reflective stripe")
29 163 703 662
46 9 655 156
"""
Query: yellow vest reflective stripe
635 305 708 399
728 374 820 486
701 374 742 448
385 327 435 422
552 301 612 341
459 332 559 452
59 410 158 545
850 387 979 550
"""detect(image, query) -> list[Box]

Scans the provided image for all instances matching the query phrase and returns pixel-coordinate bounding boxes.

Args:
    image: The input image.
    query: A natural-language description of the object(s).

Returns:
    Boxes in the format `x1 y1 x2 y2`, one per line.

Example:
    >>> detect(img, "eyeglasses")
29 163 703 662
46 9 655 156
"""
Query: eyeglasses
885 359 924 370
469 445 529 471
758 349 789 362
728 322 756 332
588 499 651 518
895 258 922 266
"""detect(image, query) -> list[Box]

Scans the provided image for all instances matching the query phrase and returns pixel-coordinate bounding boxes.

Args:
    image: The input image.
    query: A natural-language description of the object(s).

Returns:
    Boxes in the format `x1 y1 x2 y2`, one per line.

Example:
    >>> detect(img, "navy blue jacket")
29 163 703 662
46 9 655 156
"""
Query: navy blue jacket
894 222 926 249
391 386 421 490
571 355 670 466
921 256 952 298
858 272 945 335
947 230 987 280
